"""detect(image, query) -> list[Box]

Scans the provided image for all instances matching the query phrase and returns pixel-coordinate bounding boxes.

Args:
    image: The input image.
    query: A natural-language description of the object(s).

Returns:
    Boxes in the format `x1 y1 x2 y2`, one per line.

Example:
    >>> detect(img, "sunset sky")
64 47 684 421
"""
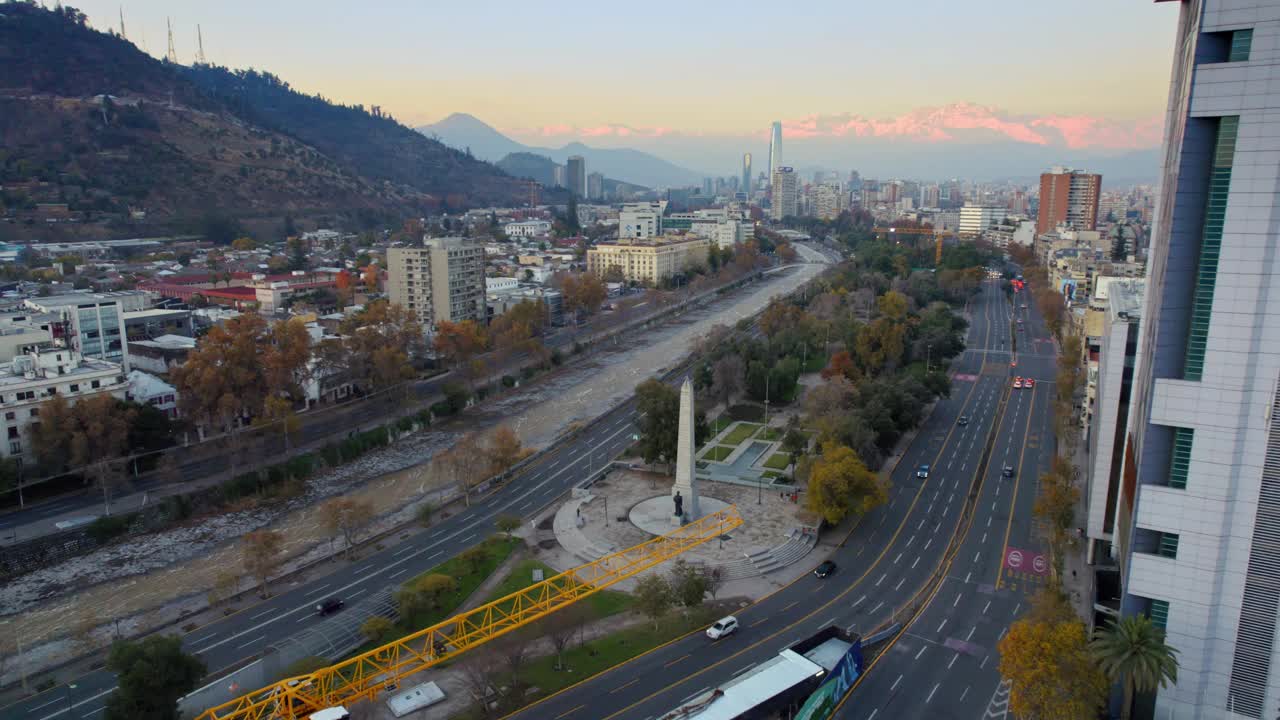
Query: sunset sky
72 0 1178 150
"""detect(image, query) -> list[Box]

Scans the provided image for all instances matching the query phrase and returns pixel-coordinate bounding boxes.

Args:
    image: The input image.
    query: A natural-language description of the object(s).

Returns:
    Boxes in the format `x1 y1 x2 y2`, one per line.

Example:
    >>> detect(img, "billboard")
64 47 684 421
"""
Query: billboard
793 636 865 720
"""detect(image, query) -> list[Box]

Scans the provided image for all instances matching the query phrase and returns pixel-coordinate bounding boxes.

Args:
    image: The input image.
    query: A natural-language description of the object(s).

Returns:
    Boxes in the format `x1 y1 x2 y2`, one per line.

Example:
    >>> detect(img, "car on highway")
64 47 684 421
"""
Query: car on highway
1024 378 1035 389
1002 465 1015 478
957 416 969 426
814 560 837 578
1013 377 1023 389
316 597 345 616
706 615 739 640
917 464 930 479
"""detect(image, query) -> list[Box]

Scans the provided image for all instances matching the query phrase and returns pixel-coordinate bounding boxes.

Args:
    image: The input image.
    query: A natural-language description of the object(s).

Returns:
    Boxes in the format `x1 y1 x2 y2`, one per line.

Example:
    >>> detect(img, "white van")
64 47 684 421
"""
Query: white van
310 708 350 720
706 616 739 640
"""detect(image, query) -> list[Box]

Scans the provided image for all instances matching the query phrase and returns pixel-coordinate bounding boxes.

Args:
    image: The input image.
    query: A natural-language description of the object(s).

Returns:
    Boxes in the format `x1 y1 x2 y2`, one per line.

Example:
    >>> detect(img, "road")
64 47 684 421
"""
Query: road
0 251 829 720
499 280 1023 720
834 280 1057 719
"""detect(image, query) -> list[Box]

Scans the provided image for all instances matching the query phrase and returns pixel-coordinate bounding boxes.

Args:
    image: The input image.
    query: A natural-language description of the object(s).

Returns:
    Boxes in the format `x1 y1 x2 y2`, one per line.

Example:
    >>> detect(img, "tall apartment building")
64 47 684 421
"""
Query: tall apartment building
585 236 709 286
567 156 586 198
386 238 485 327
742 153 752 196
768 122 783 180
1113 5 1280 718
957 204 1007 237
770 167 797 220
814 183 845 220
1037 166 1102 234
919 184 941 209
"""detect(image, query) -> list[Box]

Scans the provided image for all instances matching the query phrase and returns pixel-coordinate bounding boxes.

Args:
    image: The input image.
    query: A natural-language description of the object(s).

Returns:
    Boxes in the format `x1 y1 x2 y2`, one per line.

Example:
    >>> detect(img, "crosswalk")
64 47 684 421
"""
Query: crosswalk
982 680 1011 719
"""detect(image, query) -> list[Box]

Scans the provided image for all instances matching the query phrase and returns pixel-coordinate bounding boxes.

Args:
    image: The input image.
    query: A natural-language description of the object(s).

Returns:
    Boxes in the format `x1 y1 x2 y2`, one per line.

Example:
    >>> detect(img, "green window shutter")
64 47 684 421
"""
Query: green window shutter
1229 29 1253 62
1169 427 1193 489
1150 599 1170 629
1185 116 1239 380
1158 532 1180 560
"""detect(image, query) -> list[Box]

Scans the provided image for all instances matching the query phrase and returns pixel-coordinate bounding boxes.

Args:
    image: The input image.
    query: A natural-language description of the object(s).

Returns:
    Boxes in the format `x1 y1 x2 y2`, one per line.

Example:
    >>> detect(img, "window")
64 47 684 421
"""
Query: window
9 441 20 455
1149 599 1170 630
7 427 16 439
29 408 38 418
2 412 10 421
1229 29 1253 62
1169 427 1193 489
1184 116 1239 381
1157 532 1180 559
69 384 79 392
91 380 100 389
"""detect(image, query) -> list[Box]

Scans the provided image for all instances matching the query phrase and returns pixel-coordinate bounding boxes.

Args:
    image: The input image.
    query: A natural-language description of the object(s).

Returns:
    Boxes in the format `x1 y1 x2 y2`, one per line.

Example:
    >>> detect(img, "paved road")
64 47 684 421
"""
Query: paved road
0 255 829 720
500 280 1020 720
834 280 1057 720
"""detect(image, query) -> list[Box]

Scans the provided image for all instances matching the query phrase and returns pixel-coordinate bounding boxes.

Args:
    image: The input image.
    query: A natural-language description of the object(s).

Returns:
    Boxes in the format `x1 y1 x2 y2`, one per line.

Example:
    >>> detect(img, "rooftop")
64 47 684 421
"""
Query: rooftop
130 334 196 351
1108 280 1147 322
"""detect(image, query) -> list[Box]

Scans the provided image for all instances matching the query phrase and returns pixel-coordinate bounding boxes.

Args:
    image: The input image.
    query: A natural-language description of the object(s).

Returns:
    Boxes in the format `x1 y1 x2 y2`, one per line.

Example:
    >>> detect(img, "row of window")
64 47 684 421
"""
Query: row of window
0 378 109 406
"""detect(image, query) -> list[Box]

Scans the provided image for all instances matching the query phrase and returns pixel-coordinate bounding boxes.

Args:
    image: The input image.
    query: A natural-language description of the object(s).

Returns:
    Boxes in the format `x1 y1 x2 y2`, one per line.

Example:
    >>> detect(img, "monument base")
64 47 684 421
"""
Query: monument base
628 495 731 537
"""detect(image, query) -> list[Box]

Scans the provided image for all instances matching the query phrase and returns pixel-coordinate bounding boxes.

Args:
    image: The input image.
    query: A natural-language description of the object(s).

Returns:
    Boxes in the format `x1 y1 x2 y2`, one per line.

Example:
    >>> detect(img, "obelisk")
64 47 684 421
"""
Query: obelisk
672 377 700 522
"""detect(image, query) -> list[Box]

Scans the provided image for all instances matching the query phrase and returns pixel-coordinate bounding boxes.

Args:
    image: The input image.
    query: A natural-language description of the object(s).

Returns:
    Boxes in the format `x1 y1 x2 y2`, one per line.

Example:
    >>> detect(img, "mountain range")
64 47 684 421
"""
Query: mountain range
0 4 529 242
418 113 706 188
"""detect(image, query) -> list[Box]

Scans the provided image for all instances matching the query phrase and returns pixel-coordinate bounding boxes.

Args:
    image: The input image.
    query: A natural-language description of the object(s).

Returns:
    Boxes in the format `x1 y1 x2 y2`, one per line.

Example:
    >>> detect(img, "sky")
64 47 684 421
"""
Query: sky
72 0 1179 149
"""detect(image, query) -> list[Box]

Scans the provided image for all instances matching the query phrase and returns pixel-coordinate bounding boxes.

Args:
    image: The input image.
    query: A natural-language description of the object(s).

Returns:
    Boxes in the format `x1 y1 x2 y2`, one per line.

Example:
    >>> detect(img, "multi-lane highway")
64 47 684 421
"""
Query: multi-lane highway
834 281 1057 719
500 279 1030 720
0 256 826 720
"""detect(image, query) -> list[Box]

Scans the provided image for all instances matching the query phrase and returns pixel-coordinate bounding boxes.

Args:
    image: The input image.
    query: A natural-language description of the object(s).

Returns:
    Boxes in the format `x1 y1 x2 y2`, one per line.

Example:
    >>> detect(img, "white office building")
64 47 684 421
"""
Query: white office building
1115 4 1280 718
619 202 666 239
0 349 128 461
957 204 1007 237
503 220 552 238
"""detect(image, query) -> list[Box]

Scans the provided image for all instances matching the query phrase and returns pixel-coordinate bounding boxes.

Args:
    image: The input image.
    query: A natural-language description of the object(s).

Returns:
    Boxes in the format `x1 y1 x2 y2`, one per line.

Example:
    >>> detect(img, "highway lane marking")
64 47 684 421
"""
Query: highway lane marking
823 616 838 628
749 618 769 627
911 556 920 569
393 544 417 557
236 635 265 650
983 600 991 614
937 619 947 634
782 601 798 612
949 653 960 669
875 573 886 587
554 704 586 719
29 697 65 712
1013 603 1021 616
853 595 866 607
870 601 884 614
302 583 331 599
953 593 962 608
250 606 278 620
924 538 933 550
980 655 989 669
81 708 105 719
982 532 987 543
915 646 927 660
893 552 902 564
610 679 639 694
460 533 476 543
959 685 969 701
906 534 915 546
663 654 690 669
893 578 905 591
390 568 411 579
890 674 903 691
967 626 976 641
927 682 940 703
867 710 879 720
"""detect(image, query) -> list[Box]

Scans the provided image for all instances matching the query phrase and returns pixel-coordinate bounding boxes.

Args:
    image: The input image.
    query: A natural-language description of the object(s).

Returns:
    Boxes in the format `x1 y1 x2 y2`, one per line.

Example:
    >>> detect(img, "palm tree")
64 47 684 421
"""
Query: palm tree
1091 615 1180 720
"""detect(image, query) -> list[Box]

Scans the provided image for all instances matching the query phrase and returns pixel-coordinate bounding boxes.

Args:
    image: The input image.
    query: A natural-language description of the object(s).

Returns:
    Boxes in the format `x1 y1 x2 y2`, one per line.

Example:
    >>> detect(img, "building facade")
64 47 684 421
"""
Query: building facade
770 167 798 220
586 236 710 286
386 238 486 327
768 122 783 180
619 202 665 239
0 349 128 461
742 153 752 196
1115 4 1280 718
587 172 605 201
958 204 1008 237
567 155 586 198
1037 166 1102 234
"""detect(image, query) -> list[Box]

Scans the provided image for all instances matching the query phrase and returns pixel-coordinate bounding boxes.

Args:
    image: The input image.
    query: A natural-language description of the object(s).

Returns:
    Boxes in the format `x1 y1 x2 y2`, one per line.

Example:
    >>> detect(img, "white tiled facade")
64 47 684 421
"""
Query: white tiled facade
1120 2 1280 718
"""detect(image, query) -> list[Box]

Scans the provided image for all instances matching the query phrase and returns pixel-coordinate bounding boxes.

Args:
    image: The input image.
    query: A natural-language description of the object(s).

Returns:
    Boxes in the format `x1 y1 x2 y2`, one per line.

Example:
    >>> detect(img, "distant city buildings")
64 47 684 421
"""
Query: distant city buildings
503 219 553 238
586 236 710 286
742 153 752 196
770 167 797 220
386 238 486 327
768 122 783 180
567 155 586 198
587 172 605 201
957 203 1007 237
814 183 845 220
1037 166 1102 234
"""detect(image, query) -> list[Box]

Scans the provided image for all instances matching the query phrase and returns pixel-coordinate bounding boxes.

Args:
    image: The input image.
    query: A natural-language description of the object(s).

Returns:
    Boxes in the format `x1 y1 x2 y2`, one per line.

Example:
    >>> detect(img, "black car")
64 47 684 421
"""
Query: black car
957 416 969 426
316 597 345 616
1002 465 1015 479
814 560 837 578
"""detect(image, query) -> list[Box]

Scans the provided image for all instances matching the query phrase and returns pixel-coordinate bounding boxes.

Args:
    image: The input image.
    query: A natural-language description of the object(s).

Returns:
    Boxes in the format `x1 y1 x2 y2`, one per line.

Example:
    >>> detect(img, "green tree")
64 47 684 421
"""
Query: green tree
495 513 522 537
103 635 206 720
634 379 680 470
459 545 488 575
669 560 709 616
361 616 395 644
634 574 673 629
396 573 459 620
1091 616 1180 720
287 235 307 271
805 443 888 524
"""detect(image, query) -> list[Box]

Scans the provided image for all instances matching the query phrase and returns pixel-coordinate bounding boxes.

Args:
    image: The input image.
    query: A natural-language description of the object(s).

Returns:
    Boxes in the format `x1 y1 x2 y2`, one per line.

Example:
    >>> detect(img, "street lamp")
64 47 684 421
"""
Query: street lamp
66 683 77 712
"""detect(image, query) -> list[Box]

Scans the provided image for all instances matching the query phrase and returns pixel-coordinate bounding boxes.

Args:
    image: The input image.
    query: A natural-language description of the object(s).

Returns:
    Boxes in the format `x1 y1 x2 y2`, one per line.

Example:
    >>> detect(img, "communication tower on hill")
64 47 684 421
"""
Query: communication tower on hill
195 24 206 64
166 17 178 64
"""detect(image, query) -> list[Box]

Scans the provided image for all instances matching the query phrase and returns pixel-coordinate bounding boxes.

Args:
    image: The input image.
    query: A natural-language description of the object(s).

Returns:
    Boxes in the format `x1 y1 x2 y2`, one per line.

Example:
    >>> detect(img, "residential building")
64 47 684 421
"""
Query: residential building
567 155 586 198
552 164 566 188
619 202 666 239
24 292 139 369
742 153 752 196
126 369 178 418
1112 6 1280 718
587 172 605 201
1037 166 1102 234
127 334 195 375
920 184 941 208
768 122 783 180
770 167 798 220
586 236 710 286
814 183 845 220
0 349 128 462
503 220 552 238
386 238 486 327
958 204 1007 237
983 219 1035 249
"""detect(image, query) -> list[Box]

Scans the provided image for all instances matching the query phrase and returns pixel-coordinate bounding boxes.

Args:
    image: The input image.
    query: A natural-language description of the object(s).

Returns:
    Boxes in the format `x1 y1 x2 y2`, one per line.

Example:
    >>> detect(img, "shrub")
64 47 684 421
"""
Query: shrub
415 409 432 427
395 416 414 433
443 382 470 413
221 472 262 502
430 400 452 417
501 375 516 388
87 514 132 543
286 453 314 480
550 349 564 366
319 443 342 467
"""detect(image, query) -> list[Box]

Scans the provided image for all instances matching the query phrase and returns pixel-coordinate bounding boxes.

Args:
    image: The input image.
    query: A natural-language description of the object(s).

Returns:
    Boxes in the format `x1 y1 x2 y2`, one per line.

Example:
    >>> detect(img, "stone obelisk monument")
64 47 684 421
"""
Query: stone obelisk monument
671 377 700 523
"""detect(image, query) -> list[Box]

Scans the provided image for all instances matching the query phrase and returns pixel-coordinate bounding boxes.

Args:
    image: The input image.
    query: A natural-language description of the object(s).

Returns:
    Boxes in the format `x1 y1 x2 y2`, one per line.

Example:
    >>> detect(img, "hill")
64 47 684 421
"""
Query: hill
0 4 526 241
418 113 705 188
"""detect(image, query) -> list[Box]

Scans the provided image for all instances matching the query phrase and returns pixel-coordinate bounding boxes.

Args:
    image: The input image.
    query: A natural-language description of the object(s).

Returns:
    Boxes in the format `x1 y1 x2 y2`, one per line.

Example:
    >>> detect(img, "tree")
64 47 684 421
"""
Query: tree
396 573 459 620
337 301 425 391
318 497 375 558
241 530 285 598
361 616 394 644
634 379 680 470
495 513 522 537
558 272 606 321
459 545 488 575
821 350 857 382
436 432 487 506
103 635 206 720
782 426 808 456
433 320 487 369
287 235 308 271
1091 616 1180 720
711 356 744 411
263 317 312 400
30 394 135 512
172 312 272 432
458 645 501 716
999 618 1107 720
669 560 709 616
704 566 725 601
542 604 589 671
805 444 888 525
634 574 673 629
486 426 530 475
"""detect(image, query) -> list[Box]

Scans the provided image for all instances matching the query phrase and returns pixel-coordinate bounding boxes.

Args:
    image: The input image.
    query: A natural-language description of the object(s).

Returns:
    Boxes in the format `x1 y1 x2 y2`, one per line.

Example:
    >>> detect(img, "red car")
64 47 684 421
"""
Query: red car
1024 378 1035 389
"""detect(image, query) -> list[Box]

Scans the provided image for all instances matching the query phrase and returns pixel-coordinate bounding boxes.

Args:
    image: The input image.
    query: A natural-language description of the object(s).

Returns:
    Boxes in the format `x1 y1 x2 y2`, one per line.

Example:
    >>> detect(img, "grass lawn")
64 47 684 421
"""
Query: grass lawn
763 453 792 470
710 414 733 435
755 426 781 441
761 470 785 479
520 608 719 706
701 445 734 462
720 422 761 447
482 559 633 619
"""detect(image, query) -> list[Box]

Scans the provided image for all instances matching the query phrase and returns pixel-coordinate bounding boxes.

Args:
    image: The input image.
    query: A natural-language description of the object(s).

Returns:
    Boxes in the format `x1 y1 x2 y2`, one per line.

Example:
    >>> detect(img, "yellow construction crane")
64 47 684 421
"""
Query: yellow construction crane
873 226 957 265
197 506 745 720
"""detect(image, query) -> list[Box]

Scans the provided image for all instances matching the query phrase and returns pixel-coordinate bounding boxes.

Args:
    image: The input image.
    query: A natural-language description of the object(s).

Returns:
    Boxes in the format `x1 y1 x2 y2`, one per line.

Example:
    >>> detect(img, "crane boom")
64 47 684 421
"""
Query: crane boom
197 506 745 720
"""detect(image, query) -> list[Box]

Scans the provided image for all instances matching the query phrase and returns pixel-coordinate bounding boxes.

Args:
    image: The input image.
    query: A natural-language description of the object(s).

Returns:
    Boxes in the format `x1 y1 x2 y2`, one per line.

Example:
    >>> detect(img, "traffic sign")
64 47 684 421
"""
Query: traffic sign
1032 555 1048 574
1007 549 1023 570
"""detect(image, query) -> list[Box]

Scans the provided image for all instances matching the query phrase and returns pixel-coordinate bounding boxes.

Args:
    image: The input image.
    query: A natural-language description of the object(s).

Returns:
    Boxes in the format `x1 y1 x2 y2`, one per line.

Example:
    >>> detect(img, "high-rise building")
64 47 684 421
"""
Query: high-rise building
566 155 586 198
770 167 797 220
742 153 752 196
587 172 605 201
814 183 844 220
552 164 566 189
768 122 783 180
920 184 941 209
958 204 1007 237
618 202 666 239
1037 166 1102 234
701 178 714 197
1111 5 1279 718
386 238 486 327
